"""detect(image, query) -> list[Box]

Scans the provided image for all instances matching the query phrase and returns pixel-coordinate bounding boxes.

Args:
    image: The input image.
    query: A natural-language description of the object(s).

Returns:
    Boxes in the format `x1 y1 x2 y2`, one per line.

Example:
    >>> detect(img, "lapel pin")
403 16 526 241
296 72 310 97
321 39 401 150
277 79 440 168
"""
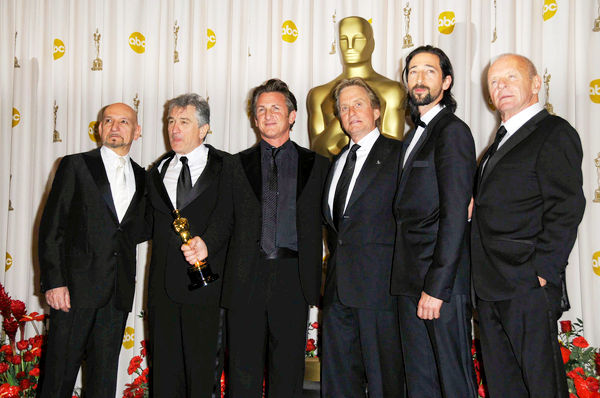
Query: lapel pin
376 160 381 165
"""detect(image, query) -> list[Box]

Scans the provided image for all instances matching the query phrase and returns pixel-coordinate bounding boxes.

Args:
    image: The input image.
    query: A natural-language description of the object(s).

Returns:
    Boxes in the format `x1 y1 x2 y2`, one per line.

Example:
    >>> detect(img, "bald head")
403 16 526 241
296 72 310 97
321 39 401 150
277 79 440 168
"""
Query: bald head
98 102 141 156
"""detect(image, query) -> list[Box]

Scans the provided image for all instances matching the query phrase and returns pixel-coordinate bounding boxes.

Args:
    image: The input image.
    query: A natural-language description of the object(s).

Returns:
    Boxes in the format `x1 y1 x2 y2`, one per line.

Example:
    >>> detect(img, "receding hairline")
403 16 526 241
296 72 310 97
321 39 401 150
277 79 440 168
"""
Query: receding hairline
102 103 138 124
490 53 538 79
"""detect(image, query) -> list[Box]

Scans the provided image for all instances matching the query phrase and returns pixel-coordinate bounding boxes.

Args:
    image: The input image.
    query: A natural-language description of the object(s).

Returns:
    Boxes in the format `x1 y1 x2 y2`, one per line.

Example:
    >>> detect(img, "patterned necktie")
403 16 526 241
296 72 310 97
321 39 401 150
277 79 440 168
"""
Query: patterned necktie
261 147 280 255
333 144 360 229
176 156 191 209
114 156 128 221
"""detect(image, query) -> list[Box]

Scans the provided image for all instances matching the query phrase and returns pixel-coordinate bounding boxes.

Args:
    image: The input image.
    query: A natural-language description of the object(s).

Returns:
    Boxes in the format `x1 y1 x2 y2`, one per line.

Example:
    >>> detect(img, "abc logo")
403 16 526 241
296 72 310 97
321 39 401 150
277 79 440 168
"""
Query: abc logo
207 29 216 50
589 79 600 104
5 252 12 272
438 11 456 35
88 121 98 142
543 0 558 21
593 251 600 277
53 38 65 60
129 32 146 54
122 326 135 349
282 20 299 43
12 108 20 127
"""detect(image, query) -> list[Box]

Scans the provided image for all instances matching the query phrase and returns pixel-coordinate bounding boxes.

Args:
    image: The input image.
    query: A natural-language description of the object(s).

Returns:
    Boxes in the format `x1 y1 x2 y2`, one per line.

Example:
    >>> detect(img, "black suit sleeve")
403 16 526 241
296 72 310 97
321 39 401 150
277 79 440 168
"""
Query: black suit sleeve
424 121 476 301
39 156 76 292
532 122 585 285
202 156 235 256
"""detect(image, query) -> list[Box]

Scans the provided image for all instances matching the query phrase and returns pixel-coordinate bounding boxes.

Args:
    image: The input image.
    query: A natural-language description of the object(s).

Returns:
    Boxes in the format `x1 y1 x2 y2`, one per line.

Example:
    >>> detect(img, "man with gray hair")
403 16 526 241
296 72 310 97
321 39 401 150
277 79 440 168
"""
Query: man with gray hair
146 93 229 397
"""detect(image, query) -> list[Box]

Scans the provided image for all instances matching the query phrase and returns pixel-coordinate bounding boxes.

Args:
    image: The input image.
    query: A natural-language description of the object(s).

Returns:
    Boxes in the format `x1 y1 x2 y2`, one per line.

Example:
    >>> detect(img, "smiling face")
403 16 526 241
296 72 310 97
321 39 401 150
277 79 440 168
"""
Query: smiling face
254 92 296 147
406 52 451 115
167 105 209 155
98 103 141 156
487 55 541 122
339 17 374 65
338 85 380 143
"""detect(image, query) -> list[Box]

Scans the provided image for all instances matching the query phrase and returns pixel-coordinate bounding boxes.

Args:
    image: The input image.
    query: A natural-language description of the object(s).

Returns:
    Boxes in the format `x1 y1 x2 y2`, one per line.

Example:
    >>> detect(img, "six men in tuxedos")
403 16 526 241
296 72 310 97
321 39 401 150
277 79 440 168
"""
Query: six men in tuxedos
472 54 585 398
37 52 586 398
39 103 146 398
392 45 478 398
321 77 405 398
146 94 228 397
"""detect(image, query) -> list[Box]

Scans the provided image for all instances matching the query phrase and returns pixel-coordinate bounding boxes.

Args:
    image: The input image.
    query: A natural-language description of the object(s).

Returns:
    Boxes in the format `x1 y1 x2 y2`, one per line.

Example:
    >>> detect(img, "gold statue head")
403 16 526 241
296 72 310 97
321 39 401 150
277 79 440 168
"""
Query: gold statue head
339 17 374 65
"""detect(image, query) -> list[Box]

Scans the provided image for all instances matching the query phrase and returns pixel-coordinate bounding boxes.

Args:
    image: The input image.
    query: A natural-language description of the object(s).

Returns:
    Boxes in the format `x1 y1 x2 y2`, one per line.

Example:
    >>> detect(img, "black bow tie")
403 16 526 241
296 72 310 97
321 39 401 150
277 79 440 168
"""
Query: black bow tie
416 119 427 128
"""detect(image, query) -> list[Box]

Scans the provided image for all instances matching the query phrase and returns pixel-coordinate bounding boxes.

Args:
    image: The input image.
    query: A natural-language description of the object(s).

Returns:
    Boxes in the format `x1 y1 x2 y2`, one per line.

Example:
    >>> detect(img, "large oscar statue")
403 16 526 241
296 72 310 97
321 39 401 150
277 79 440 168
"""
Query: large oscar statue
172 209 219 290
307 16 407 157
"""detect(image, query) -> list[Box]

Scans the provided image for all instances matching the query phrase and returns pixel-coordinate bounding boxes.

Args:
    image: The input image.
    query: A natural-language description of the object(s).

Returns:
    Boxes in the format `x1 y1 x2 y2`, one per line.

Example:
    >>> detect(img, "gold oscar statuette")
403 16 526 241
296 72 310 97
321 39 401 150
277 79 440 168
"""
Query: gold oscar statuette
92 29 103 71
53 101 62 142
172 209 219 289
543 69 555 115
594 153 600 203
173 20 180 63
14 32 20 68
329 11 337 55
594 0 600 32
491 0 498 42
402 3 414 49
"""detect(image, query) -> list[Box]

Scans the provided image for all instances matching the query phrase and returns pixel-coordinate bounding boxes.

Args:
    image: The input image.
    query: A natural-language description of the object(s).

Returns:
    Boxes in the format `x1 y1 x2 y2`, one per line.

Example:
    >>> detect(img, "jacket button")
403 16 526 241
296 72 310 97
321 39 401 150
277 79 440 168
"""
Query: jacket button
338 240 343 246
117 227 123 232
113 251 118 256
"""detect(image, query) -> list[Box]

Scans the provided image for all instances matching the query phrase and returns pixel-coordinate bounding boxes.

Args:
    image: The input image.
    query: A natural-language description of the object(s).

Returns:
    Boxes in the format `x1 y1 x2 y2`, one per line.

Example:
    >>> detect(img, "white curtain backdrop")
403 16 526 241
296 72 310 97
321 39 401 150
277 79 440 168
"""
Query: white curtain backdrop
1 0 599 395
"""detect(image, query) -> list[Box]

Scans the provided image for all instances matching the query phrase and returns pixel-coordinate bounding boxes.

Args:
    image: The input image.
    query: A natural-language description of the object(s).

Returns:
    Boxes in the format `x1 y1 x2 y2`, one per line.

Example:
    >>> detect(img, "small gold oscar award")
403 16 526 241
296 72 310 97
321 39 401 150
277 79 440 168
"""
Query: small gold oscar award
593 0 600 32
173 20 180 63
543 69 555 115
402 3 414 49
92 29 103 71
172 209 219 290
594 153 600 203
53 101 62 143
133 93 140 114
329 11 337 55
14 32 20 68
491 0 498 42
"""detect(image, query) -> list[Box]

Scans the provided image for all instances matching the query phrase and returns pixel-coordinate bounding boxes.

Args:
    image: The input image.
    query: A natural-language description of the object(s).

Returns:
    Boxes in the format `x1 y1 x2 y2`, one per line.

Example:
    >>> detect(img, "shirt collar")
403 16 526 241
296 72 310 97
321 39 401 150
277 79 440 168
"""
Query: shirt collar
420 104 444 125
176 143 207 165
101 145 130 165
349 128 380 153
502 102 544 135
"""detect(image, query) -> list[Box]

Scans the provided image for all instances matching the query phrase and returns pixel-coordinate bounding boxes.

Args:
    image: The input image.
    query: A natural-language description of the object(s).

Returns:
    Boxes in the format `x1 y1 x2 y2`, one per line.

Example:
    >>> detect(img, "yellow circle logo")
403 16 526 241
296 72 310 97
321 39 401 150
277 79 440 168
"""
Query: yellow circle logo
5 253 12 272
122 326 135 349
12 108 21 127
543 0 558 21
53 38 65 60
207 29 216 50
282 20 299 43
128 32 146 54
590 79 600 104
88 121 98 142
438 11 456 35
593 251 600 277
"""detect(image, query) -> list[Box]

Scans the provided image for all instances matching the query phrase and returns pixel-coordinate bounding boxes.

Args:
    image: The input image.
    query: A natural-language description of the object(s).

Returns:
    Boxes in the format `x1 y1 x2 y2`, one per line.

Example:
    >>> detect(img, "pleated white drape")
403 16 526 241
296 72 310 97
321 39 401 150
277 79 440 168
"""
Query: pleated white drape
2 0 599 395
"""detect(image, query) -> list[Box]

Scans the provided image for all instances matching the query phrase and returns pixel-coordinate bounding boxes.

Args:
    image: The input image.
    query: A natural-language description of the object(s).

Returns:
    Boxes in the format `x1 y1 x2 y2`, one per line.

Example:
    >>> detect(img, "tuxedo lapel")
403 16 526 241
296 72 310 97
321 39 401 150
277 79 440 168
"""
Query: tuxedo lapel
121 161 145 223
82 148 119 224
180 146 223 209
150 152 175 214
240 146 262 202
323 149 344 230
295 143 316 200
480 110 548 189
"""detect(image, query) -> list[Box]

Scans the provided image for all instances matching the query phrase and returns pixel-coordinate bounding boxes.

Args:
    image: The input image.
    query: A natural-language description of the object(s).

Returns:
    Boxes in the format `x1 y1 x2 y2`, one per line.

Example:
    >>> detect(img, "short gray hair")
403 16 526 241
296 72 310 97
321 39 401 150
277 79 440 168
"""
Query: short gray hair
168 93 210 126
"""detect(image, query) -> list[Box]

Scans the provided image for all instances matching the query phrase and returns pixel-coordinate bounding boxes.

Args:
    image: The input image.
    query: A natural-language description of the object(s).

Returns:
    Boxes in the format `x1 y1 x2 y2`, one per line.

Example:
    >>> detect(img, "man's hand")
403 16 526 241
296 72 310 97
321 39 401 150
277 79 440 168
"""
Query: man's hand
417 291 444 320
181 236 208 265
538 276 547 287
468 197 474 220
45 287 71 312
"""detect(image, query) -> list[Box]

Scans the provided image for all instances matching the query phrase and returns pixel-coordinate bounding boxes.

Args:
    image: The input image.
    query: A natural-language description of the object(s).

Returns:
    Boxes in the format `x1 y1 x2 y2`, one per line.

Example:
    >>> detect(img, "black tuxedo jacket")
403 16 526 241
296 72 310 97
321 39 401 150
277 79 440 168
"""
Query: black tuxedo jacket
202 142 329 309
323 135 402 311
472 110 585 301
391 109 476 302
39 148 147 312
146 145 229 307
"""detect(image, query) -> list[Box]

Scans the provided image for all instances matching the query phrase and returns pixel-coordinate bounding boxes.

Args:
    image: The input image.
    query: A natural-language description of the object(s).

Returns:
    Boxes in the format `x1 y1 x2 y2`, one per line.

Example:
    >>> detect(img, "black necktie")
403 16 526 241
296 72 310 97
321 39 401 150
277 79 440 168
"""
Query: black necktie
261 147 280 254
481 126 507 173
416 119 427 128
176 156 191 209
333 144 360 229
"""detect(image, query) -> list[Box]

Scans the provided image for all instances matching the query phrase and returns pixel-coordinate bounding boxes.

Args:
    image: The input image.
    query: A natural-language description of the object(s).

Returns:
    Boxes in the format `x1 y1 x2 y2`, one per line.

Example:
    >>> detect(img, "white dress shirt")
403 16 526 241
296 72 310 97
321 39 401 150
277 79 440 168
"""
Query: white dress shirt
159 144 209 208
403 104 444 167
328 128 380 218
497 102 544 149
100 146 136 222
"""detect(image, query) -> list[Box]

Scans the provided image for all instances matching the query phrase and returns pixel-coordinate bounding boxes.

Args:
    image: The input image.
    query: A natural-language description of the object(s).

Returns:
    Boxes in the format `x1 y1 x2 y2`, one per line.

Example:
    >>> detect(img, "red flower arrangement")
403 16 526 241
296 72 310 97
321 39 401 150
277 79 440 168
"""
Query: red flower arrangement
305 321 319 358
122 341 149 398
0 283 46 397
559 319 600 398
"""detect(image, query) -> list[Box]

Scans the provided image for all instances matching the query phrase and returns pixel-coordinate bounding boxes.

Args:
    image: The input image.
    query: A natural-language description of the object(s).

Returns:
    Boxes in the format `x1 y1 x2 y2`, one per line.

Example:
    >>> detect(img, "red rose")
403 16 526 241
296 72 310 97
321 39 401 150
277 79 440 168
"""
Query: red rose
0 363 9 373
478 383 486 397
2 318 18 341
560 320 573 333
16 340 28 351
306 338 316 352
0 345 12 355
560 345 571 364
19 378 31 390
311 322 319 329
586 376 599 392
23 352 34 362
29 335 44 348
0 384 20 398
127 355 142 375
10 300 26 321
10 355 21 365
570 394 578 398
573 336 590 348
28 367 40 377
16 371 25 379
